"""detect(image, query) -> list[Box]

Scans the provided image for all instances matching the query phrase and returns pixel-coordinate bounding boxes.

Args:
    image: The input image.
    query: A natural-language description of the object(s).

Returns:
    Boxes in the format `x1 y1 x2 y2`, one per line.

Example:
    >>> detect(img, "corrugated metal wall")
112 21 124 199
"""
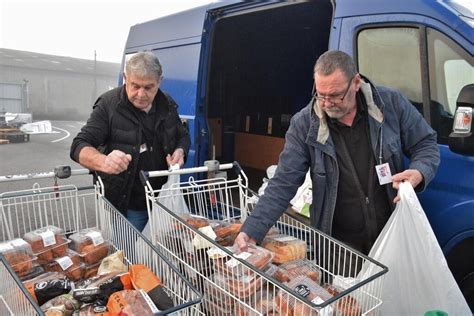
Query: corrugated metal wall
0 82 25 113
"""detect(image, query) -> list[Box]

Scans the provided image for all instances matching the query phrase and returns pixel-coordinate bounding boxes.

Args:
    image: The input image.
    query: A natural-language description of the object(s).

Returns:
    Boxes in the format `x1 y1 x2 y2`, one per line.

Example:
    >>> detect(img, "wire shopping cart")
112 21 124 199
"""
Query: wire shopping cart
0 167 202 315
142 161 388 315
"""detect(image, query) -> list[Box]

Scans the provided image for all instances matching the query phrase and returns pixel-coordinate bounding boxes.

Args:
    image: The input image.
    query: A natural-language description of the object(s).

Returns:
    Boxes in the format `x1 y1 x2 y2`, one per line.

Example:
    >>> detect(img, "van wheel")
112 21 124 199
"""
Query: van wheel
446 237 474 311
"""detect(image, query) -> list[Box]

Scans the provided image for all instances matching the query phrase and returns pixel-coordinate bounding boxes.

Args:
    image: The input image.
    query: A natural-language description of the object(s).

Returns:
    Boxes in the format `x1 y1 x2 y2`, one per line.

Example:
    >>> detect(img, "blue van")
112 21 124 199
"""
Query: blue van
121 0 474 307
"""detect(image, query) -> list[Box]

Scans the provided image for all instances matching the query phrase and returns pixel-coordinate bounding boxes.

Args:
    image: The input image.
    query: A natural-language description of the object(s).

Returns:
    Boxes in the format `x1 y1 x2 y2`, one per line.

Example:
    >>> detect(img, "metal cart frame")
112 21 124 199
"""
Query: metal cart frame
142 161 388 315
0 167 203 315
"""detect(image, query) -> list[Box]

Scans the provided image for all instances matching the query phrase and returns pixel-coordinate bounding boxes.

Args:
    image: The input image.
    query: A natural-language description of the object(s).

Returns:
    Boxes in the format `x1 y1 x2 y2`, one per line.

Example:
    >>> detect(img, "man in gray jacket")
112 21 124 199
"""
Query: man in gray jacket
236 50 440 255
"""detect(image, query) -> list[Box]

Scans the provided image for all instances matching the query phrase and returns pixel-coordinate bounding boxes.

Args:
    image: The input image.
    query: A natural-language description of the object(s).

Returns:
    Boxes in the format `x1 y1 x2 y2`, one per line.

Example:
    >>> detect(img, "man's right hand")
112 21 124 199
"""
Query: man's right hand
102 150 132 174
234 232 257 252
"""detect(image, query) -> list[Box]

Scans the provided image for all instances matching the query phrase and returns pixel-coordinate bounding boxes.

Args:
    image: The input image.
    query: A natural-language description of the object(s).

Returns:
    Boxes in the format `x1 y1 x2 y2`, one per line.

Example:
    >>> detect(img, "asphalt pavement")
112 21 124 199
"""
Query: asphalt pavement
0 120 99 239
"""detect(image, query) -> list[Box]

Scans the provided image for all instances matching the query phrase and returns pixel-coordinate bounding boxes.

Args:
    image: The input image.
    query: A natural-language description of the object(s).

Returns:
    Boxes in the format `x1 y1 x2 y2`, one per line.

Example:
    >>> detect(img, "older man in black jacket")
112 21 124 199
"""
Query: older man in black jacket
70 51 190 231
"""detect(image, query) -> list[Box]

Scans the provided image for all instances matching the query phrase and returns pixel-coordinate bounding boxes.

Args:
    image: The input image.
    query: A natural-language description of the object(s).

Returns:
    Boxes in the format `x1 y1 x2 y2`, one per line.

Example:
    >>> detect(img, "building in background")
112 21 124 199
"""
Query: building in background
0 48 120 120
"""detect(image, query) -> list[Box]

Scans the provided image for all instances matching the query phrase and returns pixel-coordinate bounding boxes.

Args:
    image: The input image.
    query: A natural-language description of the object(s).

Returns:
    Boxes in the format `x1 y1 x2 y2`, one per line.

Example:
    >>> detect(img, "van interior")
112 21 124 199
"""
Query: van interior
205 1 333 190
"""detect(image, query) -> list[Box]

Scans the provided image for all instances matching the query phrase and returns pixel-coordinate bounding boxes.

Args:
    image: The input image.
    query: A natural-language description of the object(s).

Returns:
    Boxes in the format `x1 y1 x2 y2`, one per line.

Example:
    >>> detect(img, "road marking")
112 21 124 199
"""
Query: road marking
65 124 76 128
51 126 71 143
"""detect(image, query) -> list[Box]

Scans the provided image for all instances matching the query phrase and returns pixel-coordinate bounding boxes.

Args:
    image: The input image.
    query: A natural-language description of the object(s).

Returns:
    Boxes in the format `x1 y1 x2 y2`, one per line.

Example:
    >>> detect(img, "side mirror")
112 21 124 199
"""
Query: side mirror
449 84 474 156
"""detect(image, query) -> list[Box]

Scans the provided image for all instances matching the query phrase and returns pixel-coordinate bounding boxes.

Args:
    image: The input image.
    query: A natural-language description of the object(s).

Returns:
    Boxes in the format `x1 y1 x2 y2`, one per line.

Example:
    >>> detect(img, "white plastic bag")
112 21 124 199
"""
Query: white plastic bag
142 172 189 240
359 182 470 315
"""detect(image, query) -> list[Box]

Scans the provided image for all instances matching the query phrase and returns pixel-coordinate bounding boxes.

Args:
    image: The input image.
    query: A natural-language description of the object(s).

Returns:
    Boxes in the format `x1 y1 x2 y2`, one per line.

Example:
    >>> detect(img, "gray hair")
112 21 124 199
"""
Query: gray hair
125 51 163 82
314 50 357 81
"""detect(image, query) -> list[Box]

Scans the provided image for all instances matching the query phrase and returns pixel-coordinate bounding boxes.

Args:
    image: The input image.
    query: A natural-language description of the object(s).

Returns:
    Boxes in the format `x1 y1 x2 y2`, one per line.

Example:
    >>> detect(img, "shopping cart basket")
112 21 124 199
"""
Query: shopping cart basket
0 167 202 315
142 161 388 315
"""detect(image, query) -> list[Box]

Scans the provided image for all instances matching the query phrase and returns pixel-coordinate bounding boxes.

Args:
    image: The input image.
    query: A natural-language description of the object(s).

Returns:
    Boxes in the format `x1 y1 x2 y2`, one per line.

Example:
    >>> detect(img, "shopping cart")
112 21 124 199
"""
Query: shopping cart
142 161 388 315
0 167 202 315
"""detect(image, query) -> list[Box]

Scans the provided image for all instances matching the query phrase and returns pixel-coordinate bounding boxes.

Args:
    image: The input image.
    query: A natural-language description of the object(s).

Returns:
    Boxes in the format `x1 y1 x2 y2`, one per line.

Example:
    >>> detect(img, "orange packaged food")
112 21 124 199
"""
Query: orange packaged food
23 225 69 265
261 234 307 264
0 238 36 278
214 244 273 277
275 259 321 283
44 249 84 281
69 229 110 265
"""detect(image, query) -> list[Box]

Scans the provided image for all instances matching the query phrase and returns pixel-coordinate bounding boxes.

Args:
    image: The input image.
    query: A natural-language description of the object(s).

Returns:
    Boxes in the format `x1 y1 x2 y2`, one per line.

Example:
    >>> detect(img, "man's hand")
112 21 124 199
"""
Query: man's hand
102 150 132 174
234 232 257 252
391 169 423 203
166 148 185 167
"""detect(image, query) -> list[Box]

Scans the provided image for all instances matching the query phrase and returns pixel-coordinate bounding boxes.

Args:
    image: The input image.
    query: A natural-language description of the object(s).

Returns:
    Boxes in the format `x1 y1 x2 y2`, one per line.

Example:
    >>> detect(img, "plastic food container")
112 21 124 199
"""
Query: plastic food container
323 283 362 316
23 225 69 265
261 234 307 264
214 244 274 277
277 275 333 316
275 258 321 283
0 238 37 278
83 261 101 279
69 229 110 265
211 220 242 247
44 249 84 281
177 213 210 229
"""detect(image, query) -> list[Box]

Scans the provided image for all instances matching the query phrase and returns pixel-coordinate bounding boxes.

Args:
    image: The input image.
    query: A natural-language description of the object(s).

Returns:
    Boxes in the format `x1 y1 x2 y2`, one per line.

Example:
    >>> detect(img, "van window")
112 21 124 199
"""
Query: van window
357 26 473 144
357 27 422 103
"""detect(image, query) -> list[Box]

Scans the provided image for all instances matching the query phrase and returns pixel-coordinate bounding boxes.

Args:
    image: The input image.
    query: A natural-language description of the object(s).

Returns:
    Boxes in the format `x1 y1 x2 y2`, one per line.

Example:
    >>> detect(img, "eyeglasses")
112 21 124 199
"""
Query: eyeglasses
313 76 354 106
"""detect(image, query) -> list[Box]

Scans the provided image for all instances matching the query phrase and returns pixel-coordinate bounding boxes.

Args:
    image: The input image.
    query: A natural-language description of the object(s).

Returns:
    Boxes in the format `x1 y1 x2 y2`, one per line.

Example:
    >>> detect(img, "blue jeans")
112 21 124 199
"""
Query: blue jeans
126 209 149 232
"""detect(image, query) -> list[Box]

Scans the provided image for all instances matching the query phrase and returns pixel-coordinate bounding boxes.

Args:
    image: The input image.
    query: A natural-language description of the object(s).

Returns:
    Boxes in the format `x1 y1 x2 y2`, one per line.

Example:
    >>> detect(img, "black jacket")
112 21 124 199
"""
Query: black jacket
70 86 190 213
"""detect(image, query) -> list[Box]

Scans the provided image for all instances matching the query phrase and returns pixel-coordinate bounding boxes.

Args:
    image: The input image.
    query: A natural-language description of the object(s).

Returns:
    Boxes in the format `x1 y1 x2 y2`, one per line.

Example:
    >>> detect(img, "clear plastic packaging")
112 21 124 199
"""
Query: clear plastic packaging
210 220 242 246
214 244 273 277
261 234 307 264
323 283 362 316
0 238 37 277
44 249 84 281
277 275 333 316
69 229 110 265
275 258 321 284
23 225 69 265
83 261 101 279
177 213 209 229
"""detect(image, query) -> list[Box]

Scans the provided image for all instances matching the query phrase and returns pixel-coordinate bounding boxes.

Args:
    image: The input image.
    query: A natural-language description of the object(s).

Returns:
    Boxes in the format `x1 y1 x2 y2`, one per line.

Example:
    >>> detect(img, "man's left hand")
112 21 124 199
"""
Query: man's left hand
166 148 185 167
391 169 423 203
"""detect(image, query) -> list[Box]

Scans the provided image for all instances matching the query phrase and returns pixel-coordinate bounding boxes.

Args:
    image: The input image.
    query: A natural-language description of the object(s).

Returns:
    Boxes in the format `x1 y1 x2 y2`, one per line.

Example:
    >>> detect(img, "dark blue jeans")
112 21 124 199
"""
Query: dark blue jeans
126 209 149 232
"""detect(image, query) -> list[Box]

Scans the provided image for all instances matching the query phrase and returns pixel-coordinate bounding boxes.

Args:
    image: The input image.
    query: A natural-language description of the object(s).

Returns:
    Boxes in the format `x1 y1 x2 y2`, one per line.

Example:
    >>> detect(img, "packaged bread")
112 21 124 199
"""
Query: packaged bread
238 289 278 316
276 275 333 316
261 234 307 264
0 238 36 277
23 225 69 265
69 229 110 265
214 244 273 277
324 283 362 316
203 273 236 308
83 261 101 279
107 289 160 316
275 259 320 283
44 249 84 281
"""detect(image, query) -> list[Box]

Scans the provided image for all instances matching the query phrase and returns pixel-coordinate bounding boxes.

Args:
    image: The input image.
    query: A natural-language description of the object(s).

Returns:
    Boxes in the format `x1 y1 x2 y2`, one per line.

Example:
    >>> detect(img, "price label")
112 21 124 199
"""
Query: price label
39 230 56 247
10 239 28 248
86 231 104 246
55 256 73 270
226 251 252 268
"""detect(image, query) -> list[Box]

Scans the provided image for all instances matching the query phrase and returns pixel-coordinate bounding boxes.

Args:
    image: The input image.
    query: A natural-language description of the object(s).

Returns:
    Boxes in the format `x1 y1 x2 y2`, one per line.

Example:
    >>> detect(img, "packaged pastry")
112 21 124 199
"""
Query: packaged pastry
177 213 209 229
214 244 273 277
238 289 278 315
275 259 321 283
69 229 110 265
211 220 242 246
44 249 84 281
261 234 307 264
324 283 362 316
26 277 74 305
276 275 333 316
23 271 66 293
0 238 36 277
23 225 69 264
40 293 80 315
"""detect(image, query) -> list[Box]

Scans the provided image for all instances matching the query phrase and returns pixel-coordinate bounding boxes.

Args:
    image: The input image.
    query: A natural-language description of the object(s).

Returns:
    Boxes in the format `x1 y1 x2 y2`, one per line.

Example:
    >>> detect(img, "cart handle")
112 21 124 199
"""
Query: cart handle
0 166 91 182
140 160 243 186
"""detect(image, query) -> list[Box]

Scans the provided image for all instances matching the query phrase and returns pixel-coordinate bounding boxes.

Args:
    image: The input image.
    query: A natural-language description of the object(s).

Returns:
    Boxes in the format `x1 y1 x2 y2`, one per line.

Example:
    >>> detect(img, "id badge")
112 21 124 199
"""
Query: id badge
375 162 392 185
139 143 148 154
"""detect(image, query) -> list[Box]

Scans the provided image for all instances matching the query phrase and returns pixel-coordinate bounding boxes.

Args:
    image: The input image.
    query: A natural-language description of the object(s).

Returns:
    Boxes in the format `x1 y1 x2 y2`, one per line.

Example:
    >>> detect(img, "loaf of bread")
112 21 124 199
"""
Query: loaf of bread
23 225 69 265
69 229 110 265
261 235 307 264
